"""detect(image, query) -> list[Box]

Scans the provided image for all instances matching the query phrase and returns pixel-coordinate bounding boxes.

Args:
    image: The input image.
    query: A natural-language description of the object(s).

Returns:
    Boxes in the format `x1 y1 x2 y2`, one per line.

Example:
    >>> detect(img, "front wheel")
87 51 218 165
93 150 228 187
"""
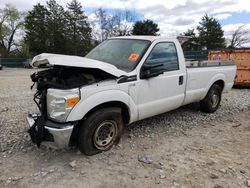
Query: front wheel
200 84 222 113
78 107 123 155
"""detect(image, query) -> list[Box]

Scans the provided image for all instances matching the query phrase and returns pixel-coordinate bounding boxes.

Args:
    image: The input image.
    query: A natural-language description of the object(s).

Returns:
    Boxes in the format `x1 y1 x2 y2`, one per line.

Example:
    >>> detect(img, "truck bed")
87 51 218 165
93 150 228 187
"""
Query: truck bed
183 60 236 105
186 60 235 68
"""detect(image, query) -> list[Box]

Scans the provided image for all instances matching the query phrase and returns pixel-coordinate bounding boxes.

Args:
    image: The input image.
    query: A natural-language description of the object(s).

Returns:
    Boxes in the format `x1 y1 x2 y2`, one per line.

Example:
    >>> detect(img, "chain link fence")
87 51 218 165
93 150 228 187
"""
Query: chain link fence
0 58 28 68
0 51 210 68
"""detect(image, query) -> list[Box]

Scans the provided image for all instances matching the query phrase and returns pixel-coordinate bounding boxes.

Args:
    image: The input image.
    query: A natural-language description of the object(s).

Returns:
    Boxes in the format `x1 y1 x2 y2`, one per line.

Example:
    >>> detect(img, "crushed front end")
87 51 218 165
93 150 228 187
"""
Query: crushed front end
26 65 115 148
26 67 81 148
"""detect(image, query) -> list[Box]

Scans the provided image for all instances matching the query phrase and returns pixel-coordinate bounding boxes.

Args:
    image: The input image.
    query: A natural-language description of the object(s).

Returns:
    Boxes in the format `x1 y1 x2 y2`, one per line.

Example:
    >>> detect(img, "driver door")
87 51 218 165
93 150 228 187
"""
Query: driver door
136 42 186 120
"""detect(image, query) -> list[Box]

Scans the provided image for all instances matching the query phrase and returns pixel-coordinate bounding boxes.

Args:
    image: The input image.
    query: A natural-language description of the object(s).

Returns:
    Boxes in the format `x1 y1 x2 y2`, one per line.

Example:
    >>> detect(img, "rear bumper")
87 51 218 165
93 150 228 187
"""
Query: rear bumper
26 114 75 149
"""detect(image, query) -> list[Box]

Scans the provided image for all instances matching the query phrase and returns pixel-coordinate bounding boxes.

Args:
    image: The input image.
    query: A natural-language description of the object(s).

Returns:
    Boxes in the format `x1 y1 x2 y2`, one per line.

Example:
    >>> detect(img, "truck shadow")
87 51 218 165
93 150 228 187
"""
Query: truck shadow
124 102 204 135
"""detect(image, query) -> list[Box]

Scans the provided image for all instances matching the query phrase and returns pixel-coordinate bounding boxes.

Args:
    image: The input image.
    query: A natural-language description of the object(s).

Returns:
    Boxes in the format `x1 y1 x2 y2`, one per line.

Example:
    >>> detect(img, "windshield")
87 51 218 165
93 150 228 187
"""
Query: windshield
86 39 151 72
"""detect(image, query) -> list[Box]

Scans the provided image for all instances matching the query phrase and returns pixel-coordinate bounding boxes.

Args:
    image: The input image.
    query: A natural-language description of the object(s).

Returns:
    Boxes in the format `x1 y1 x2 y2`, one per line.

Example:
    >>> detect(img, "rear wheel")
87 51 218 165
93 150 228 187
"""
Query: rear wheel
200 84 222 113
78 107 123 155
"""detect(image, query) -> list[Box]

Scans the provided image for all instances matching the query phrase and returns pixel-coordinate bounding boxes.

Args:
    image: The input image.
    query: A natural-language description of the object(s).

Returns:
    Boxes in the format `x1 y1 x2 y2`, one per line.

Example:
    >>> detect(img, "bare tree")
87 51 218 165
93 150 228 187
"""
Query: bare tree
93 8 134 41
113 10 134 36
228 25 250 48
0 4 25 57
94 8 109 41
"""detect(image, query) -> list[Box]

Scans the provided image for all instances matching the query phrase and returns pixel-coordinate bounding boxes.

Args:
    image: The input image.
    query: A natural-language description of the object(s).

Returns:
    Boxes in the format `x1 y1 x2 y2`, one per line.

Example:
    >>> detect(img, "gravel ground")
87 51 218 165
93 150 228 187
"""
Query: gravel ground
0 68 250 187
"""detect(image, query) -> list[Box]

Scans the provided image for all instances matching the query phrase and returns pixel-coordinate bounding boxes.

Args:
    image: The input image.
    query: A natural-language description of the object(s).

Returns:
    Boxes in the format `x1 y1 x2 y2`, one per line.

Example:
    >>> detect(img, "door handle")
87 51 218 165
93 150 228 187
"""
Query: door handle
179 76 184 85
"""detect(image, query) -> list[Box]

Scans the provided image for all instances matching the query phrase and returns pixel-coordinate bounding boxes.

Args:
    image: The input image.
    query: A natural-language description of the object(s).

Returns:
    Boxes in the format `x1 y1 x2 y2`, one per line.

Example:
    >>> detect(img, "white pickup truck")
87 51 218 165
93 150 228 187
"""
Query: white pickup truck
27 36 236 155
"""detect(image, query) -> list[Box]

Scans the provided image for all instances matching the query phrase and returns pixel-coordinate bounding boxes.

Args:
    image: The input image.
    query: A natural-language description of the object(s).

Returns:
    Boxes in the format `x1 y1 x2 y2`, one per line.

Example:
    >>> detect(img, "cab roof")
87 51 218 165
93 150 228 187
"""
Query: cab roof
111 35 176 42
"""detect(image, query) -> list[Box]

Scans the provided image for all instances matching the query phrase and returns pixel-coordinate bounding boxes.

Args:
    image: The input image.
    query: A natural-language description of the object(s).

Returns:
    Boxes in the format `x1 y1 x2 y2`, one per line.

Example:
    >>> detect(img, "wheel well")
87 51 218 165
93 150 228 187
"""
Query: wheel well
213 80 225 90
84 101 130 124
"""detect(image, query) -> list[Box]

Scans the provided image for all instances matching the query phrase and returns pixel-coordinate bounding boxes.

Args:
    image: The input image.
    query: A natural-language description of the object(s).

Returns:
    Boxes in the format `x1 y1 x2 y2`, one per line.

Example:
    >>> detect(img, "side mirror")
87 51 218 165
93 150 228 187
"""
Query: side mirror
140 63 164 79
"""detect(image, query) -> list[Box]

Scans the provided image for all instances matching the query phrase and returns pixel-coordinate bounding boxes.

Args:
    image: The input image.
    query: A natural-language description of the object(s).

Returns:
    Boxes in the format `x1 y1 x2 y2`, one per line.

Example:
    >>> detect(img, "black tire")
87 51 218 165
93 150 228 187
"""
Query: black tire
200 84 222 113
78 107 123 155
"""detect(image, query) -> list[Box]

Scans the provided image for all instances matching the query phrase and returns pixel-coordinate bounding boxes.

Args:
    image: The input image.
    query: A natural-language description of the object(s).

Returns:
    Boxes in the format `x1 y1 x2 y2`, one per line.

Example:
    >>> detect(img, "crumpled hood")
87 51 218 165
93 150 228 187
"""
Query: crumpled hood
31 53 127 78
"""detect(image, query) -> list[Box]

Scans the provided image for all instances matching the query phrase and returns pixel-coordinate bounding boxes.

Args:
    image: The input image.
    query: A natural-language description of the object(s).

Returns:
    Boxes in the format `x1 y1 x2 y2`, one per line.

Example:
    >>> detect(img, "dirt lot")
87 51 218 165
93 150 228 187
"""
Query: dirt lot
0 68 250 188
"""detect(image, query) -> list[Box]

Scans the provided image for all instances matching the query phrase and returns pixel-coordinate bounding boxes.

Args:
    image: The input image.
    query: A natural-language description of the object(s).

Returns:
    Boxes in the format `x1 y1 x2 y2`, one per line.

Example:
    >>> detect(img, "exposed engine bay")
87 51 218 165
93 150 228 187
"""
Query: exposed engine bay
30 65 116 112
31 65 116 91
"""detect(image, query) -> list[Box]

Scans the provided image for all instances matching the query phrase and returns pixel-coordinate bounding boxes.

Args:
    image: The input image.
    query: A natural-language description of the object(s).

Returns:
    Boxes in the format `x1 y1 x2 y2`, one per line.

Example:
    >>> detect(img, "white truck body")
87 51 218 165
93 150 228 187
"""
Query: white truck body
27 36 236 152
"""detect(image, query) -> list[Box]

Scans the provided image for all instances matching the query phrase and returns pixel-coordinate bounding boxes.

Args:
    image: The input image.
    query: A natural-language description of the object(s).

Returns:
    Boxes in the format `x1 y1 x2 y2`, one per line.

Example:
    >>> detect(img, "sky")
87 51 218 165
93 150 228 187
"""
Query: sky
1 0 250 43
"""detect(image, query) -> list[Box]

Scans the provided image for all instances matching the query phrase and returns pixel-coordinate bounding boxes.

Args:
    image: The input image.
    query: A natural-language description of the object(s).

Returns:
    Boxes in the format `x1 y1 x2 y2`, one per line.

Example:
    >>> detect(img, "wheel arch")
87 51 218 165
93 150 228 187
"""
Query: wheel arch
202 79 225 100
67 89 137 122
83 101 130 124
202 73 226 99
212 80 225 90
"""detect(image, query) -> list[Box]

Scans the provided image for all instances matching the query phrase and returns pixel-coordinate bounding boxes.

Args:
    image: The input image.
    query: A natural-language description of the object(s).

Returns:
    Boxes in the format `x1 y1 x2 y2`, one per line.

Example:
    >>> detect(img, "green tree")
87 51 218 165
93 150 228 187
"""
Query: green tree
25 3 49 55
0 4 24 57
66 0 92 55
25 0 92 56
132 19 159 36
183 29 196 38
46 0 68 54
197 14 225 50
180 29 200 51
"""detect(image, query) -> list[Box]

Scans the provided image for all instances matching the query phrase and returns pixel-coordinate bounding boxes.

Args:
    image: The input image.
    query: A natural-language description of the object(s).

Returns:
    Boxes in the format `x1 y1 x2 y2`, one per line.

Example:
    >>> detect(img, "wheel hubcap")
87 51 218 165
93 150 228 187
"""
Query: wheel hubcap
93 120 117 150
211 93 219 108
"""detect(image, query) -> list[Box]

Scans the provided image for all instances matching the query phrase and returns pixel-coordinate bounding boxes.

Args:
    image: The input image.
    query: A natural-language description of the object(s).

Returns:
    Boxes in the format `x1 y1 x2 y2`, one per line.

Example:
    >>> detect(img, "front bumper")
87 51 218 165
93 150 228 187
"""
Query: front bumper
26 114 75 149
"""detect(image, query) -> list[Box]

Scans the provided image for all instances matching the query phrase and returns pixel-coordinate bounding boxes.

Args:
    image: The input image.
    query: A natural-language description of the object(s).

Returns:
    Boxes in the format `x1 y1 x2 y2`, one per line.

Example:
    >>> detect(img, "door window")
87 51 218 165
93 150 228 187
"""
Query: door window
145 42 179 71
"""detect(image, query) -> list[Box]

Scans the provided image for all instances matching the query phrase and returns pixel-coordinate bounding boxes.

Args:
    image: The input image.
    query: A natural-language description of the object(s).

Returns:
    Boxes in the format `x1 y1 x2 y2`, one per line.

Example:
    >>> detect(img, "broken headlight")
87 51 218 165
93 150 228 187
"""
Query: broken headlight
47 88 80 122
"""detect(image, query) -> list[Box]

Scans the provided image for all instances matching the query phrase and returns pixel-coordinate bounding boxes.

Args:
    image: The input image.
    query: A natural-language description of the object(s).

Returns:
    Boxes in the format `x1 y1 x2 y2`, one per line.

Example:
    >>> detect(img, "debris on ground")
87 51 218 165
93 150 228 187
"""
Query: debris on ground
137 154 153 164
210 173 219 179
232 123 241 128
247 180 250 187
0 107 8 113
69 160 77 168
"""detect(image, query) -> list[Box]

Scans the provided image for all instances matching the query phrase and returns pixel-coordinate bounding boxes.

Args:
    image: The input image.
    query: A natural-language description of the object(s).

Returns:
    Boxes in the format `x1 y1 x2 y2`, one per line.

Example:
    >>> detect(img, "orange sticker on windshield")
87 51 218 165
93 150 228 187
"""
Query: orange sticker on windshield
128 53 139 61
